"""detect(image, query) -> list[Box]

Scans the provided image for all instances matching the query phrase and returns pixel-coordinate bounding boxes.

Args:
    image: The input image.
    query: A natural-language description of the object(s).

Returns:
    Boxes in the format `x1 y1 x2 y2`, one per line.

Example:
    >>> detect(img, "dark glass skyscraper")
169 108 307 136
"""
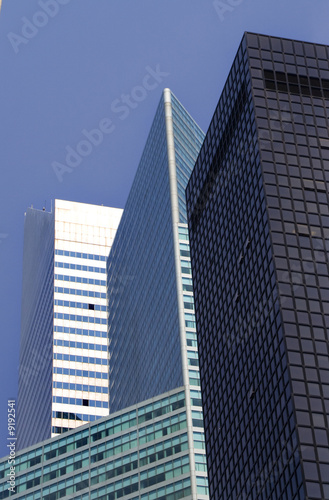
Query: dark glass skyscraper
186 33 329 499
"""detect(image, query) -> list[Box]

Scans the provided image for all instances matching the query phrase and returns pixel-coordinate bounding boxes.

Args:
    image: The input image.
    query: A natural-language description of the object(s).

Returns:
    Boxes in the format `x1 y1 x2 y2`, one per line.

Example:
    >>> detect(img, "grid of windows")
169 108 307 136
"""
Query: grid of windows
0 389 200 500
186 33 318 500
249 33 329 500
17 200 122 448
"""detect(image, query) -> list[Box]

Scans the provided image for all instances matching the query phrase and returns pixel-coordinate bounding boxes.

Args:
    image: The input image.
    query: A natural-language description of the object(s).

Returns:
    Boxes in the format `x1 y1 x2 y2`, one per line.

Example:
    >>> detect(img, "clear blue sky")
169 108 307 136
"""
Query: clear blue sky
0 0 328 457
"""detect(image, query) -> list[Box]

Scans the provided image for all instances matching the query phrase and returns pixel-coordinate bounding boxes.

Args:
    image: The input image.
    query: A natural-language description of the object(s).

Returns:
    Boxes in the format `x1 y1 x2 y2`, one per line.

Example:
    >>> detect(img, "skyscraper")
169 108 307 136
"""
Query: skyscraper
17 200 122 450
186 33 329 499
106 88 208 497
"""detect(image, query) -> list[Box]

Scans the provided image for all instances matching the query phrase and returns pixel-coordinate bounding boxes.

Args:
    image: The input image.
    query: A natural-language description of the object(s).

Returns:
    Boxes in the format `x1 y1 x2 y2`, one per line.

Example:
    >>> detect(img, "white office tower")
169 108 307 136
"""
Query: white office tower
17 200 122 450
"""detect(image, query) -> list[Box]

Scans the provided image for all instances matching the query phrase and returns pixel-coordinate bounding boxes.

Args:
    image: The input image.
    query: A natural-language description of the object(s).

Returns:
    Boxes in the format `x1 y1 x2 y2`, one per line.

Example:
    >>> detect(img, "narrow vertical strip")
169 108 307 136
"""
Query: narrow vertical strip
163 88 198 499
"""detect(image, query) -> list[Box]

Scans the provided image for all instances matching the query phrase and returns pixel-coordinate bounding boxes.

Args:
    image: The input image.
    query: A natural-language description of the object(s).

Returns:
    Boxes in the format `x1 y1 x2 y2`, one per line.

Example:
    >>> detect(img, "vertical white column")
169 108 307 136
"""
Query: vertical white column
164 88 198 500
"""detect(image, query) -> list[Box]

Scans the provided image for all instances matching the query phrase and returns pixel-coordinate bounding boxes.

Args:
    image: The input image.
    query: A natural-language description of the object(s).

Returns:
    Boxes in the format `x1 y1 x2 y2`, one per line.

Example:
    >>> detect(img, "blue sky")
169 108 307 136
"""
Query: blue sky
0 0 329 457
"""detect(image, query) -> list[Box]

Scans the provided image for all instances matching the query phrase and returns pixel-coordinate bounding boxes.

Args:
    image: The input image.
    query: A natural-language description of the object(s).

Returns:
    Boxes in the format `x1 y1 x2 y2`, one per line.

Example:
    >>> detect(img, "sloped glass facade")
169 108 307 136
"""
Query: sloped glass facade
107 94 181 409
187 32 329 499
107 89 208 498
107 90 204 411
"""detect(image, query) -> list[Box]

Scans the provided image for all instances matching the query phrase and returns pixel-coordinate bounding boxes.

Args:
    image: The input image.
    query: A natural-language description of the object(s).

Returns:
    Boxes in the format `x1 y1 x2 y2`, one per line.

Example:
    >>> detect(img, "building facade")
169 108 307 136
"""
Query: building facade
17 200 122 450
0 387 208 499
186 33 329 499
107 89 208 498
13 88 209 499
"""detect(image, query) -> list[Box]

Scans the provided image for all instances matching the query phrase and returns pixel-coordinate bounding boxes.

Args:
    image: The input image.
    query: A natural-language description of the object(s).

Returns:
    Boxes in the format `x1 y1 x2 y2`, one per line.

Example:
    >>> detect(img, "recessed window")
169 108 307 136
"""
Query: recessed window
82 399 89 407
88 304 95 310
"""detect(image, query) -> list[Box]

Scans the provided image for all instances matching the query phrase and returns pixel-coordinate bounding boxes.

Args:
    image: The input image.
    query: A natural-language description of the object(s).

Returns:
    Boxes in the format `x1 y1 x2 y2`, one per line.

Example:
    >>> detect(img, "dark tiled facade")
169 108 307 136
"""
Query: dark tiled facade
186 33 329 499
